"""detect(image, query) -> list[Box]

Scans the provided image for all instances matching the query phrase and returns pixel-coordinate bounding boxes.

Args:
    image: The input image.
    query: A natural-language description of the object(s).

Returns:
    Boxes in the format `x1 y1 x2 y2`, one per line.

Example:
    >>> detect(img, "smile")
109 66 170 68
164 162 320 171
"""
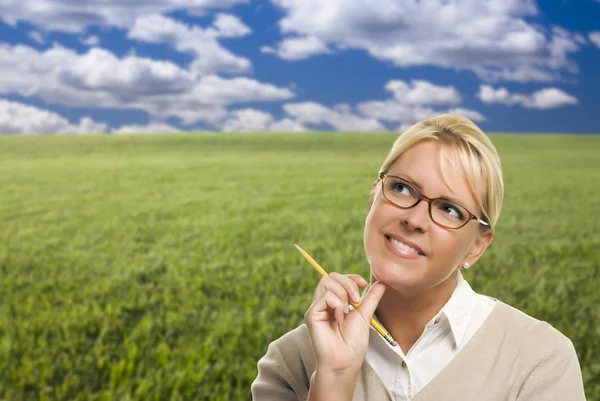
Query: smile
385 235 425 258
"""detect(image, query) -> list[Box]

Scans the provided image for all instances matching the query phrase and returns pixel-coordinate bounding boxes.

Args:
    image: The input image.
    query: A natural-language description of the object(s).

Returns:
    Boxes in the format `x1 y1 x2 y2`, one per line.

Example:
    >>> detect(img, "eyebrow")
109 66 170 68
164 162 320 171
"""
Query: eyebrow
392 173 467 207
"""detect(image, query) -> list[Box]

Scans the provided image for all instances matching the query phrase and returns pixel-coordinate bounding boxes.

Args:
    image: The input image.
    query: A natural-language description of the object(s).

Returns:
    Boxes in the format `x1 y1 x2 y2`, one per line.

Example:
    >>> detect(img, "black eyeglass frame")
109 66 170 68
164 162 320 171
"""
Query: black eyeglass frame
377 172 490 230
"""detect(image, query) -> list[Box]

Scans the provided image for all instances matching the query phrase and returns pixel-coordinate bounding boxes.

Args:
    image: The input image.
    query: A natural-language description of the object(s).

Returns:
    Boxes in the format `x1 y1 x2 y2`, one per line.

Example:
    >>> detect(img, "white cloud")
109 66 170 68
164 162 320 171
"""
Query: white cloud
128 14 251 75
0 99 106 134
112 122 181 134
284 102 387 132
269 118 308 132
357 101 436 123
0 44 294 126
0 0 248 32
477 85 578 109
477 85 527 106
356 79 483 127
221 109 308 132
529 88 579 109
222 109 274 132
29 31 44 44
260 46 277 54
384 80 461 105
590 32 600 48
62 117 108 134
212 13 251 38
81 35 100 47
443 108 486 122
269 0 581 82
269 36 331 60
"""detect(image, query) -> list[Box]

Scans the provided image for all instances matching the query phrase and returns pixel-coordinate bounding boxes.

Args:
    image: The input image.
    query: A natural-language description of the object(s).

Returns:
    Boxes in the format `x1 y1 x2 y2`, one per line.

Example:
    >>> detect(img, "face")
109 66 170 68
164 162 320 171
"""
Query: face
363 140 493 295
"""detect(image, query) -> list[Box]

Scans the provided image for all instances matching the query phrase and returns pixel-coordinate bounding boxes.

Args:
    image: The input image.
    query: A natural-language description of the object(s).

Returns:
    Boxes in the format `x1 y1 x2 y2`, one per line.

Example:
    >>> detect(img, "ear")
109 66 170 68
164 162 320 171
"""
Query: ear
463 229 494 268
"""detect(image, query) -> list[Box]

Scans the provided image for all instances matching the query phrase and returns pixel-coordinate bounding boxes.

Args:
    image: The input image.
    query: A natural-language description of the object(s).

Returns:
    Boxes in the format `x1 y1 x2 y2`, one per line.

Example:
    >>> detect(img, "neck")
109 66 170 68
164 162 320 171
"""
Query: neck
373 272 459 354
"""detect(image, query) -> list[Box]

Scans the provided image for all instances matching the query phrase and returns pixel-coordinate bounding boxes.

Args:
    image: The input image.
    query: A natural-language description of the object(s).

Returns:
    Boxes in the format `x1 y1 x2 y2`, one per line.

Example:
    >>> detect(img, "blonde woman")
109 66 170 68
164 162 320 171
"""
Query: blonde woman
251 115 586 401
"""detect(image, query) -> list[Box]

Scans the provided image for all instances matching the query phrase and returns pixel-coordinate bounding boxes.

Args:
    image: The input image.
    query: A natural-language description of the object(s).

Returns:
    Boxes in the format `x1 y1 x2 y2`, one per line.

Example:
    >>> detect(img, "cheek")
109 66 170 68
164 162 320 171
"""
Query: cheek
430 230 471 264
364 206 385 253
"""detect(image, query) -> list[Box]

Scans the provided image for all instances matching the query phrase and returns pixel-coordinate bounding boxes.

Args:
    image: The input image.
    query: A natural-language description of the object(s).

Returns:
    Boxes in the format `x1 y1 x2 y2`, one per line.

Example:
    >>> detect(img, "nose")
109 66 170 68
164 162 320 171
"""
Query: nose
401 199 430 232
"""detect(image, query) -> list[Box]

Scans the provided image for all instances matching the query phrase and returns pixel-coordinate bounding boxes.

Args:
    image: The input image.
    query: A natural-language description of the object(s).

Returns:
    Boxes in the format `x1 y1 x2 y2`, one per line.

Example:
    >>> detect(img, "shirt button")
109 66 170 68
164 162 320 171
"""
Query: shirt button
401 360 407 368
434 317 441 325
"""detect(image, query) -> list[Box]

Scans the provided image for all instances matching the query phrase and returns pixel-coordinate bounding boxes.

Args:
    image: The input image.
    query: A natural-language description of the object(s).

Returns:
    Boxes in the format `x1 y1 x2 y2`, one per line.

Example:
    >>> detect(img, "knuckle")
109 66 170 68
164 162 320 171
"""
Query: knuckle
328 273 343 284
348 274 363 284
325 291 340 306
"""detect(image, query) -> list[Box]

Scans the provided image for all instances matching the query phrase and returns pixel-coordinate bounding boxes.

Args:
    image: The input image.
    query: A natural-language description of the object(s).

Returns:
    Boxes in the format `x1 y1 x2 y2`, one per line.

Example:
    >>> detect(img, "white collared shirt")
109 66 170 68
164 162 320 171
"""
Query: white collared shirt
365 271 496 400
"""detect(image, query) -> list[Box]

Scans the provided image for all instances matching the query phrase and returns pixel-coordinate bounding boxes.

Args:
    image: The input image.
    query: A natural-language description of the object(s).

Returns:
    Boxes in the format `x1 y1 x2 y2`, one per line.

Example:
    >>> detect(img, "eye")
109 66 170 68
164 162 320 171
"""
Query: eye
439 203 465 220
390 180 413 197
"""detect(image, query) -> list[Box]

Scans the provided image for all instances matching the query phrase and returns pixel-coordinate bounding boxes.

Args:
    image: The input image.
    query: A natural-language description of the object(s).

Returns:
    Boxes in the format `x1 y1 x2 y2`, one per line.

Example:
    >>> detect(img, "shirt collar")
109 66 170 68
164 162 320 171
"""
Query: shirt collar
426 270 477 348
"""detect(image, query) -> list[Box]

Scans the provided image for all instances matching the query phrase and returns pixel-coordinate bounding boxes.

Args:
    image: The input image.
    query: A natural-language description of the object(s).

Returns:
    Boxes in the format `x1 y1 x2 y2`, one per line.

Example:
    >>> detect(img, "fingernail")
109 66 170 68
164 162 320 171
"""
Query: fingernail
353 291 360 302
345 303 349 314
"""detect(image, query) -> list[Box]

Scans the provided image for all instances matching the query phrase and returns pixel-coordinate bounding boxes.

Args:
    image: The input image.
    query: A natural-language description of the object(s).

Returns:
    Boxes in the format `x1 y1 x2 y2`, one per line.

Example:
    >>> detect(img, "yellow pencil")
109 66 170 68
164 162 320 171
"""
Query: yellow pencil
294 244 397 347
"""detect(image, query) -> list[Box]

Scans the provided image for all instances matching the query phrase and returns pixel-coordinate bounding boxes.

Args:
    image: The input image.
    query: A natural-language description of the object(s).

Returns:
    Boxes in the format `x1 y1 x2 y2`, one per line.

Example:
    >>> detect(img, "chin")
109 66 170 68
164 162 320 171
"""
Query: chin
369 257 424 288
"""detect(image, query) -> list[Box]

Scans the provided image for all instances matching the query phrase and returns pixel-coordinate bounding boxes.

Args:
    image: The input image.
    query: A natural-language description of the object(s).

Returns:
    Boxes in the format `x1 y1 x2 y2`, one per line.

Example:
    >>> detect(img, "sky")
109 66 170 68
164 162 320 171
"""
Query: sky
0 0 599 135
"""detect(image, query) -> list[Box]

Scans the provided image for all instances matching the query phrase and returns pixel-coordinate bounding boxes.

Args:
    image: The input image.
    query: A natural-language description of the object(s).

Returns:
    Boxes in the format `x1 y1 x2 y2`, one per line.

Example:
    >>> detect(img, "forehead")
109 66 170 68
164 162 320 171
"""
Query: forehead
387 140 480 210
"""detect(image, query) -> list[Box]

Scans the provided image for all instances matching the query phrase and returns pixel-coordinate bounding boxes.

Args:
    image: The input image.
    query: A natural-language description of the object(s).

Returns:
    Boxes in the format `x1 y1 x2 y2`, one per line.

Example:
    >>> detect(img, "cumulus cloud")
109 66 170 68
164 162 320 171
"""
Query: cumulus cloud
284 102 387 132
384 80 461 105
477 85 578 109
112 122 181 134
0 0 248 32
590 32 600 48
443 108 486 122
357 79 483 127
269 0 581 82
275 80 483 132
0 99 106 135
128 14 251 75
0 44 294 126
29 31 44 45
266 36 331 60
212 13 252 38
357 101 434 123
260 46 277 54
269 118 308 132
81 35 100 47
221 109 308 132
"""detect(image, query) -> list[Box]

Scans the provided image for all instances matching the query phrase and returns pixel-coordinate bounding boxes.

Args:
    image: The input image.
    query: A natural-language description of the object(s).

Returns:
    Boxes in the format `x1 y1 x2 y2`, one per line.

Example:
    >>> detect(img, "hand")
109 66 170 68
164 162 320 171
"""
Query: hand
304 273 388 375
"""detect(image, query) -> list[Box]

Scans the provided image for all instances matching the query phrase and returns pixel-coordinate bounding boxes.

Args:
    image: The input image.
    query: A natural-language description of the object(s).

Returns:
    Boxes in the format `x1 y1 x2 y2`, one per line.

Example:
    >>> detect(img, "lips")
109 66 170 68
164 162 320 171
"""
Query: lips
385 233 426 256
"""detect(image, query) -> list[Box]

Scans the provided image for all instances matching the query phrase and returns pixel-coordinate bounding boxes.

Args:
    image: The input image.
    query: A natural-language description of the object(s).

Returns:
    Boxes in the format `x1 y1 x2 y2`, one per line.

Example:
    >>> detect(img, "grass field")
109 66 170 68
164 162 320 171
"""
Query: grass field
0 132 599 400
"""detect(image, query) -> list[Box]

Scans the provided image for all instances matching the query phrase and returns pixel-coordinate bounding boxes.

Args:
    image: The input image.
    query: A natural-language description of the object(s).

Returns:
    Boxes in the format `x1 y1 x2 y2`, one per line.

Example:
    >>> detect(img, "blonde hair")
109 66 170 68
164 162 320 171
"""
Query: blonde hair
372 114 503 231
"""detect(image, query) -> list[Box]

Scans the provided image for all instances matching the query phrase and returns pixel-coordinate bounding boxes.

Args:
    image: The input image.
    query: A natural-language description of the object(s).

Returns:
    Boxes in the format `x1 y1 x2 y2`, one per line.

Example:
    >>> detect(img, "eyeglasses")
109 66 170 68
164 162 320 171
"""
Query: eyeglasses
378 172 490 230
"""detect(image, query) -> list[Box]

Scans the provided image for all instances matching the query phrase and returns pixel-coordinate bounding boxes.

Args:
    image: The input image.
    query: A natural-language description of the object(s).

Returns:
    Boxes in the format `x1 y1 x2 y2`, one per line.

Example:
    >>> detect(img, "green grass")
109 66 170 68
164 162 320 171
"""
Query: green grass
0 132 599 400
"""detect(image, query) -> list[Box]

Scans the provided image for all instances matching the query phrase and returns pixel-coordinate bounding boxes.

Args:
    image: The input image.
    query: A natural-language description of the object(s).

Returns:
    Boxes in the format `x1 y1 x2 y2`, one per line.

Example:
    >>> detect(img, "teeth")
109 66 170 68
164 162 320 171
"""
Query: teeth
388 236 420 255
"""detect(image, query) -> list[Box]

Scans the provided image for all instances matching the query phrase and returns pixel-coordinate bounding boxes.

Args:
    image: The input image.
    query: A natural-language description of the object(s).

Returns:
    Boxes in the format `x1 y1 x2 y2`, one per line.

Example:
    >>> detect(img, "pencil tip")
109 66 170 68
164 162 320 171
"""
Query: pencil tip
294 243 304 253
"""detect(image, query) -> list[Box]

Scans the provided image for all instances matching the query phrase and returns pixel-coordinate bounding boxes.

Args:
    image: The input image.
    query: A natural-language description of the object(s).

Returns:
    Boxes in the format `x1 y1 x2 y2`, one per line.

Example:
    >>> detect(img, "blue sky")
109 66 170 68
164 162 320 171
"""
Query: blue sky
0 0 599 134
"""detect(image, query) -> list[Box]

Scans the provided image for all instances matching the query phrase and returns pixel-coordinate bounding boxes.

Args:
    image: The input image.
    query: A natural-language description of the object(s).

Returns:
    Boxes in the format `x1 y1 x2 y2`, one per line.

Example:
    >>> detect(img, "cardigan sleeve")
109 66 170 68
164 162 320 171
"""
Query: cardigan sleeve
251 326 317 401
251 340 300 401
513 323 586 401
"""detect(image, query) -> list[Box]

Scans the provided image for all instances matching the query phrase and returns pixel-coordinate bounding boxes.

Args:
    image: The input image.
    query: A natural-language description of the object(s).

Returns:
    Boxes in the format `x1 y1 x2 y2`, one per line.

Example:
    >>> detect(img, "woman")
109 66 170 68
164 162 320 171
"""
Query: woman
251 114 586 401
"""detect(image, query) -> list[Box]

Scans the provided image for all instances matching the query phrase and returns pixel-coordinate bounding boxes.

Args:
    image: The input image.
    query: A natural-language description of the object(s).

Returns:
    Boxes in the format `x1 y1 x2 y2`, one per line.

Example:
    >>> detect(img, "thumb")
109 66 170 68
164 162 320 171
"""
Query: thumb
356 282 387 323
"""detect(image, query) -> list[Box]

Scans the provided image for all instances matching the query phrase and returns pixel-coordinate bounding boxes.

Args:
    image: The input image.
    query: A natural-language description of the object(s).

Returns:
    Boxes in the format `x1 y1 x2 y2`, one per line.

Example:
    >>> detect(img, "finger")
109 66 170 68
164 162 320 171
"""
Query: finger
306 289 344 323
316 276 350 310
346 274 369 288
356 282 388 323
329 273 361 303
324 291 345 325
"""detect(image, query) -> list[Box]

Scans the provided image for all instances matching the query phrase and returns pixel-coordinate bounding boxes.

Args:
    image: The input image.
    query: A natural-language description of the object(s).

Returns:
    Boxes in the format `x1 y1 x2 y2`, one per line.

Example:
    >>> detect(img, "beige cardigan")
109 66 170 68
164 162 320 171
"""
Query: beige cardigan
251 301 586 401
